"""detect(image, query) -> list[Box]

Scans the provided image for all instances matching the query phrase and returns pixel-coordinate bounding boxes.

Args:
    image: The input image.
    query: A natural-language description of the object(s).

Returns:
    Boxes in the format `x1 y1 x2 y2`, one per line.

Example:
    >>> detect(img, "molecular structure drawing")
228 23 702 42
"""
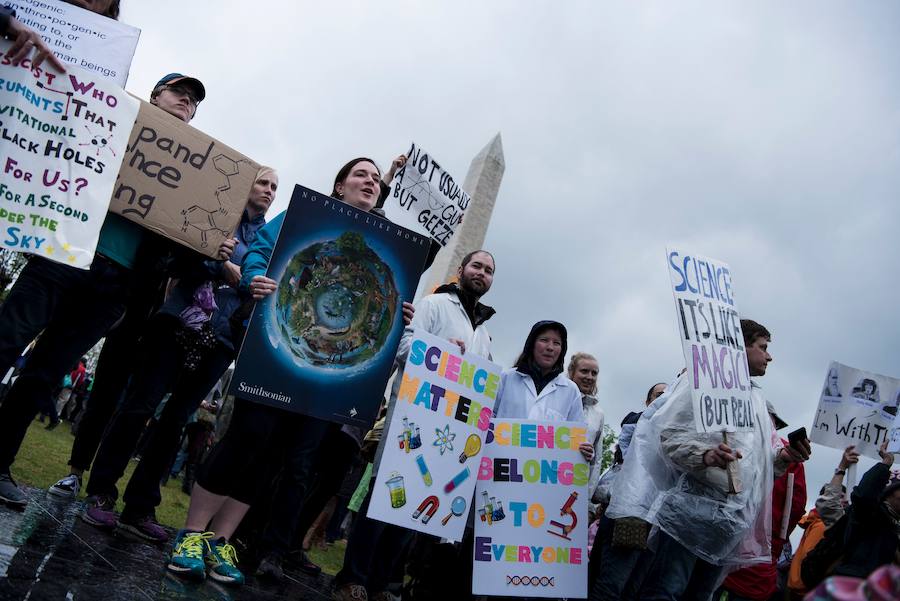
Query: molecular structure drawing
181 205 231 248
213 154 253 210
78 126 116 157
180 154 253 248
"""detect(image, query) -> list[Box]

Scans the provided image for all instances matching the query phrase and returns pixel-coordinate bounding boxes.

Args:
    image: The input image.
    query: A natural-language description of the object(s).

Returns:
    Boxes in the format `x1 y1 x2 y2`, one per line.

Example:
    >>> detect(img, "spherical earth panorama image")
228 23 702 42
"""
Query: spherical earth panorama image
274 232 399 369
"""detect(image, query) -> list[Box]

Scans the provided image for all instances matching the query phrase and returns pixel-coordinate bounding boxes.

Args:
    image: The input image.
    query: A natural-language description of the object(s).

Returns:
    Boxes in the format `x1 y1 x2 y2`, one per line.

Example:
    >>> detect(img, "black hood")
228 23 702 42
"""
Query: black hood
514 320 568 381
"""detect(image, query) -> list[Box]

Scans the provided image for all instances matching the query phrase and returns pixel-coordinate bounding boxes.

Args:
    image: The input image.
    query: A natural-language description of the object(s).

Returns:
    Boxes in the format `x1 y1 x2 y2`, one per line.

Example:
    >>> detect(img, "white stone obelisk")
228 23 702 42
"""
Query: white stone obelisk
417 133 505 298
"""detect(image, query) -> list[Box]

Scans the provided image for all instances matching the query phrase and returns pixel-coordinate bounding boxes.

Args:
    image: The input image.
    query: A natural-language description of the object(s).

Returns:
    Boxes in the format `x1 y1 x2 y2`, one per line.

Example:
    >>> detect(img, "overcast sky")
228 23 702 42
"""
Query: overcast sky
122 1 900 514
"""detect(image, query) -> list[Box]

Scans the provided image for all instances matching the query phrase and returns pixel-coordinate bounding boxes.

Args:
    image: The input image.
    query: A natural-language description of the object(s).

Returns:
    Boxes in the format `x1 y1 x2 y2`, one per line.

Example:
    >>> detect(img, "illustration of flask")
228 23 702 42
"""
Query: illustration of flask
411 426 422 450
483 491 493 525
386 473 406 508
492 498 505 522
397 434 405 450
478 507 486 522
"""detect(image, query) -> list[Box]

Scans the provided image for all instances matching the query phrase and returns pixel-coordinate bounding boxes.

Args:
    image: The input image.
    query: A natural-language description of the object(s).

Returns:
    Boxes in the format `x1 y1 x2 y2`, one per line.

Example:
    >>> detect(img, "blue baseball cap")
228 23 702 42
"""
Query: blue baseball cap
154 73 206 102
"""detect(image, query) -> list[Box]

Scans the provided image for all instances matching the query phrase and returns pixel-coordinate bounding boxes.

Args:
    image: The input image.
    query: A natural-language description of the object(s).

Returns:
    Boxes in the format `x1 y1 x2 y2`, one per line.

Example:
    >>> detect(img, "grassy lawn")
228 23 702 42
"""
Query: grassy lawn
14 419 191 527
13 419 348 575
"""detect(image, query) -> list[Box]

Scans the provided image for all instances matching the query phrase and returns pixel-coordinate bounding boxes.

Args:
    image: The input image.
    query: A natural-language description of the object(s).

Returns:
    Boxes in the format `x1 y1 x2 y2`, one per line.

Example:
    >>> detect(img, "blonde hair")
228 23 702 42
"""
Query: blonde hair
255 166 277 183
567 352 598 395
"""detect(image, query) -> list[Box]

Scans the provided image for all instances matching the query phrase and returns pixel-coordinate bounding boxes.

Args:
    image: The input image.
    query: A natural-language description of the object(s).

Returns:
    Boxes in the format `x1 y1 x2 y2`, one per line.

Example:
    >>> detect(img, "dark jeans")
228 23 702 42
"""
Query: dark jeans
85 315 233 517
68 274 165 472
334 479 414 593
590 516 653 600
197 400 330 558
292 427 359 550
0 256 130 473
638 531 725 601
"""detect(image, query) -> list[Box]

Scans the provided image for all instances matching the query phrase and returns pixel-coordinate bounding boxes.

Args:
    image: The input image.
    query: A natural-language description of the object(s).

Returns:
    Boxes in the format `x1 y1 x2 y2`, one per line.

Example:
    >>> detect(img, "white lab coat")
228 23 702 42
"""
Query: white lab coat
492 369 585 422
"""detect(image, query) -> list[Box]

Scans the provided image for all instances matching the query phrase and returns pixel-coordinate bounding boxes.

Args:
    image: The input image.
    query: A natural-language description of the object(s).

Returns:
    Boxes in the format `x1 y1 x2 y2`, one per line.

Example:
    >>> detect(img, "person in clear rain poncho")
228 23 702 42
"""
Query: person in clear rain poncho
606 319 810 600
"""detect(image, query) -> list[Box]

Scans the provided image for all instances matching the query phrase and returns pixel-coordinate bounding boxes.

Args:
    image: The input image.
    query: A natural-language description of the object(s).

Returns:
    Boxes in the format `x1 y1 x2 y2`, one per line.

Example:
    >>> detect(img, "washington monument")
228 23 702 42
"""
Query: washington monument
421 132 505 295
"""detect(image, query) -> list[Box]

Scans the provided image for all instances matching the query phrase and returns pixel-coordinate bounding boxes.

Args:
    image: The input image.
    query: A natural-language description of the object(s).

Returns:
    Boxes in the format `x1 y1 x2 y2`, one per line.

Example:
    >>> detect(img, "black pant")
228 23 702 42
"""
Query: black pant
197 400 330 558
68 273 165 472
335 479 415 593
0 256 130 473
291 427 360 550
85 315 233 517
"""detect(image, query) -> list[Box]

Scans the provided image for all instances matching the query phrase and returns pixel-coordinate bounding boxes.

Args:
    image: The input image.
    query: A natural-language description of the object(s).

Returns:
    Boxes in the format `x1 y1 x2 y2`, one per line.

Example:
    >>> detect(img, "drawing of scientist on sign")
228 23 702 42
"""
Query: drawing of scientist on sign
851 378 880 403
822 366 842 398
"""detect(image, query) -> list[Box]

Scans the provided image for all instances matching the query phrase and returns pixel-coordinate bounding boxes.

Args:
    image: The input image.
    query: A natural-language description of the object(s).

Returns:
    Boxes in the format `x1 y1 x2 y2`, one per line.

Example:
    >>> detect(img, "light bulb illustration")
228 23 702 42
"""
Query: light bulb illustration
458 434 481 463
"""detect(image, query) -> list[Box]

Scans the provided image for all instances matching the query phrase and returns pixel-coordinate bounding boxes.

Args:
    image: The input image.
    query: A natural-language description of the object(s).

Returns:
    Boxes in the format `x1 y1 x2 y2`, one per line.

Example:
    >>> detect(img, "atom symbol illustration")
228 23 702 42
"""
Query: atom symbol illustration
433 424 456 455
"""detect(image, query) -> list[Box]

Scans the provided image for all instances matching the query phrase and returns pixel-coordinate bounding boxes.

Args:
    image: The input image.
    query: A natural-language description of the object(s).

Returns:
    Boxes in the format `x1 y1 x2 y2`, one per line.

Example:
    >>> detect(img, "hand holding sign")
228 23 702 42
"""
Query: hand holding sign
4 17 66 72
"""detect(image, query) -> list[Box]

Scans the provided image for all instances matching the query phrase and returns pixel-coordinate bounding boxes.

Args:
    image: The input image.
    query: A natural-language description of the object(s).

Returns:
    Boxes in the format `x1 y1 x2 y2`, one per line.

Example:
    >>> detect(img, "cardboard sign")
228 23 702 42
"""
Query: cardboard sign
473 418 589 598
666 248 754 434
384 141 470 247
0 42 139 267
6 0 140 86
229 184 430 427
367 329 500 542
110 99 259 257
810 361 900 459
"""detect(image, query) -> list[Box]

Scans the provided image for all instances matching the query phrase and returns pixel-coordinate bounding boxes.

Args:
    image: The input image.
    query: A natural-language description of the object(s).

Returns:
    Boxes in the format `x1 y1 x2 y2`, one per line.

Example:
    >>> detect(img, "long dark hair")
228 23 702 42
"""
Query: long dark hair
331 157 380 199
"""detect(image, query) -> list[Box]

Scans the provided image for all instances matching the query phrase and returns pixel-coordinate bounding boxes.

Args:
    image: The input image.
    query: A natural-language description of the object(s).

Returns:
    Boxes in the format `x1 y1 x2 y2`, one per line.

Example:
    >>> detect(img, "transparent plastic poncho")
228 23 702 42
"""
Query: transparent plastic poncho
606 372 777 566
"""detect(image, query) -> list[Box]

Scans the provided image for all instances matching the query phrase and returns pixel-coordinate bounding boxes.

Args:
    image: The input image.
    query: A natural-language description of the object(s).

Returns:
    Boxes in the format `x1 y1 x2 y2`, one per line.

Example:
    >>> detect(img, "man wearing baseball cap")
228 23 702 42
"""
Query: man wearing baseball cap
150 73 206 121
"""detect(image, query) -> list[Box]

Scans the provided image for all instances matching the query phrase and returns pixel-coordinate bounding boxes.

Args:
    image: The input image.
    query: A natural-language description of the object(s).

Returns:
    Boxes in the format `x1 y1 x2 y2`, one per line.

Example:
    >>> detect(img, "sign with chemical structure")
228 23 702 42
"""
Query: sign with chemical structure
109 99 259 257
0 40 139 267
473 418 589 598
368 328 501 541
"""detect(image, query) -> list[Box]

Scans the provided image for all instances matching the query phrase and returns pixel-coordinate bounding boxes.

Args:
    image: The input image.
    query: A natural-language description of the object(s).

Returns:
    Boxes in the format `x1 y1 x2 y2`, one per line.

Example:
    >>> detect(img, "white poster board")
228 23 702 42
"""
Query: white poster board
367 328 500 542
810 361 900 459
0 41 139 267
6 0 140 86
473 418 589 598
384 141 469 247
666 248 754 434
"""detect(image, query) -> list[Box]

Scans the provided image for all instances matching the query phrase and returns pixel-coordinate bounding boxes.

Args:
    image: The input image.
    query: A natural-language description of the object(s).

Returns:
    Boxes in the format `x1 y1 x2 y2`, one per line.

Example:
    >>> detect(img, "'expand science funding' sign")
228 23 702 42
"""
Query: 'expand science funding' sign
666 248 753 434
473 418 589 598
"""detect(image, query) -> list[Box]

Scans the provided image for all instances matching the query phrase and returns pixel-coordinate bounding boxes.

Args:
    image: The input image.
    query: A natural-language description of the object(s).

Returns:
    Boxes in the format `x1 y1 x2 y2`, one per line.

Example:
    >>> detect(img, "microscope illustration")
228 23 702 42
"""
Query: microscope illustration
547 490 578 541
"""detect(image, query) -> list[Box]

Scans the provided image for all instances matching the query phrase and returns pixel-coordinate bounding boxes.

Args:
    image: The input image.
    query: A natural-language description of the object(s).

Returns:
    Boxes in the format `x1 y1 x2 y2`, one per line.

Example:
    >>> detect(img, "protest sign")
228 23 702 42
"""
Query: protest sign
230 184 430 427
473 418 589 598
810 361 900 459
6 0 140 86
384 141 470 247
0 42 138 267
109 100 259 257
367 329 500 541
666 248 753 434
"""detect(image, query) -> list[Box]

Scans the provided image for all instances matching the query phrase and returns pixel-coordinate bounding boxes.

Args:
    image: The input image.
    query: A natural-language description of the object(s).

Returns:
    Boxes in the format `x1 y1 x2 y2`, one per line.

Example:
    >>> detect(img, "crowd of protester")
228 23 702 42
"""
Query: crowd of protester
1 2 899 600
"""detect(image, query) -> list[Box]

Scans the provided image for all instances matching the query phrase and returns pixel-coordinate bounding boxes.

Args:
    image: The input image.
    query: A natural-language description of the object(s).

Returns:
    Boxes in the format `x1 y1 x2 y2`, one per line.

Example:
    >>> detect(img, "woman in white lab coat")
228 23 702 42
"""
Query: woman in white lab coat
493 320 594 462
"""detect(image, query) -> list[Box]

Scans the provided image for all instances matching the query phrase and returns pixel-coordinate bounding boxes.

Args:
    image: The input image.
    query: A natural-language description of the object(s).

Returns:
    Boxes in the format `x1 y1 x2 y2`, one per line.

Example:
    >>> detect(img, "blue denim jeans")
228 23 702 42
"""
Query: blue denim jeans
638 530 725 601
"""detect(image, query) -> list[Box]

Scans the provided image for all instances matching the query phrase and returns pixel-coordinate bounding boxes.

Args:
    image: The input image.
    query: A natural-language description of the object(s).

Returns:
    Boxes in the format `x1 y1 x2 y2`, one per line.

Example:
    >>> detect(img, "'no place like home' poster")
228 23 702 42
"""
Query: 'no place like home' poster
230 184 430 427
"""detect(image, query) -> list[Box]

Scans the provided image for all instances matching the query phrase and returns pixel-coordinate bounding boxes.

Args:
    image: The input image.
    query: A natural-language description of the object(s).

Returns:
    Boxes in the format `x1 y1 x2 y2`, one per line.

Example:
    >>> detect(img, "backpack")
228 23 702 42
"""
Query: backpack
799 510 850 588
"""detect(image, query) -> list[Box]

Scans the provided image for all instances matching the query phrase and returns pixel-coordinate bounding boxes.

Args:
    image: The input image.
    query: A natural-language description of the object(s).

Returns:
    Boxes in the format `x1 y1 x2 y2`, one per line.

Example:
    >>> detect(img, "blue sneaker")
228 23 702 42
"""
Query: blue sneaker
167 530 212 580
206 537 244 585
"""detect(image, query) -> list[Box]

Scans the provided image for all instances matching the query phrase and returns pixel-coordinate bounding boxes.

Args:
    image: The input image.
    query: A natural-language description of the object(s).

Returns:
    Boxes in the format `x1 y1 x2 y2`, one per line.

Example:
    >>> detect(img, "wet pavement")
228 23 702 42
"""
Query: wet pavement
0 487 332 600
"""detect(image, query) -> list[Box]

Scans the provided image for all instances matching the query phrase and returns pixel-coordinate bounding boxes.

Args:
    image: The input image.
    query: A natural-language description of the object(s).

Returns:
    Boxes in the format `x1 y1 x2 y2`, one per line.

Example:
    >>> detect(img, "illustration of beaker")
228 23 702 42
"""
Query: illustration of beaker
386 473 406 508
397 434 405 450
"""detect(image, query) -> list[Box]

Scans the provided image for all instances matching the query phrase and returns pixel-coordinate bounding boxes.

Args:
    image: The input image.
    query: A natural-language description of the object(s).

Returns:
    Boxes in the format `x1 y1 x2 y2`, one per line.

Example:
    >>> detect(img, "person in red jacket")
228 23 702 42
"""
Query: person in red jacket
717 413 808 601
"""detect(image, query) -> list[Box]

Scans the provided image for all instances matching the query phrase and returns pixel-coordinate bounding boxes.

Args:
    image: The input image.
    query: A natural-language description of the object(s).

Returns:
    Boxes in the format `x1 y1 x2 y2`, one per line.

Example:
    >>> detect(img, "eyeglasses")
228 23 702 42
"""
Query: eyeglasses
164 84 200 106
